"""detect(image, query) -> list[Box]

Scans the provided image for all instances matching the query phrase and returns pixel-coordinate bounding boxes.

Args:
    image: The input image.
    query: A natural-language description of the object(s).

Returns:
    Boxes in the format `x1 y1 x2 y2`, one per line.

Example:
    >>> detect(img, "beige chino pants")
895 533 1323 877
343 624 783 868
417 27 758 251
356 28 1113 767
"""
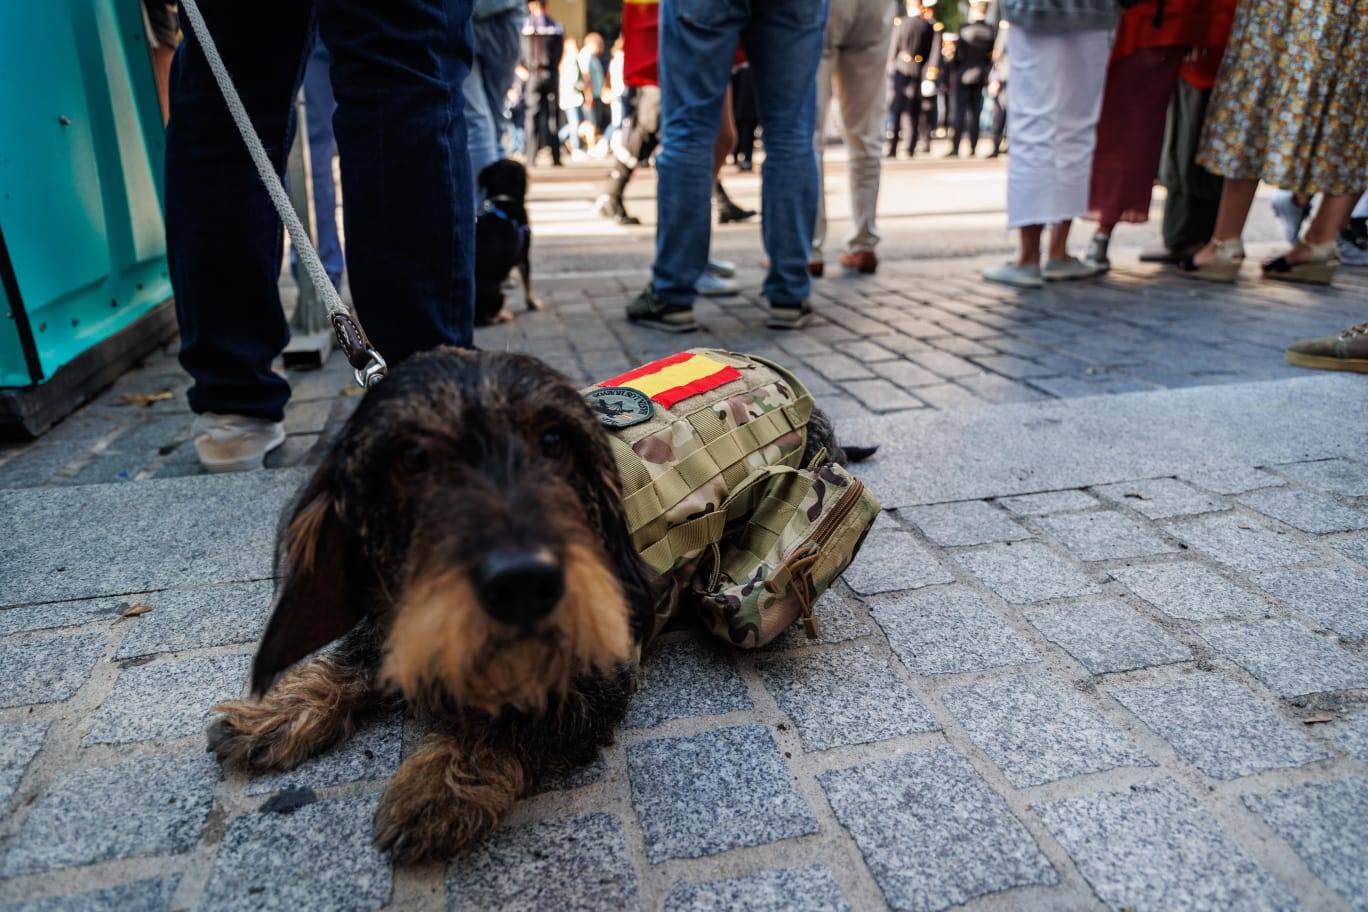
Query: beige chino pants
813 0 895 258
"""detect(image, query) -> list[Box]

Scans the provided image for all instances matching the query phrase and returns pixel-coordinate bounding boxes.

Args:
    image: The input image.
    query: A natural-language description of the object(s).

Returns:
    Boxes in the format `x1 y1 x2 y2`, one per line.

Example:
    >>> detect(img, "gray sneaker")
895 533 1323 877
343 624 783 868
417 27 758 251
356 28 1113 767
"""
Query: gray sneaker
766 300 813 330
1043 256 1102 282
625 286 697 333
191 413 286 473
706 257 736 278
982 262 1043 288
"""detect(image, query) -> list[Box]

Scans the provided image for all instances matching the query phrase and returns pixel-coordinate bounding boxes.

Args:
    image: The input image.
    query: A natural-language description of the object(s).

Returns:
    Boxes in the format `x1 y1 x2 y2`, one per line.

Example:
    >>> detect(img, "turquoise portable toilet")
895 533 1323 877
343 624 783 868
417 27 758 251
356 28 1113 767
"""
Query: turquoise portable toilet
0 1 176 438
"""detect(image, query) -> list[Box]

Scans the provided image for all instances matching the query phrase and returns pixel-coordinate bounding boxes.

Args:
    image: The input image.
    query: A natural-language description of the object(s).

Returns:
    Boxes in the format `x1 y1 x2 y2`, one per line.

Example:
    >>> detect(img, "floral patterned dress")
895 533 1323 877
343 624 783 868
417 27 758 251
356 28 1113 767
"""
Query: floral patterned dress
1197 0 1368 196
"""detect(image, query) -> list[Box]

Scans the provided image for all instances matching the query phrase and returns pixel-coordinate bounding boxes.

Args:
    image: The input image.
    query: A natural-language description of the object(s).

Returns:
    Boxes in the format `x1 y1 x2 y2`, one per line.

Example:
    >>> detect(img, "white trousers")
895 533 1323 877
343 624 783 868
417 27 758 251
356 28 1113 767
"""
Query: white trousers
813 0 894 256
1005 25 1111 229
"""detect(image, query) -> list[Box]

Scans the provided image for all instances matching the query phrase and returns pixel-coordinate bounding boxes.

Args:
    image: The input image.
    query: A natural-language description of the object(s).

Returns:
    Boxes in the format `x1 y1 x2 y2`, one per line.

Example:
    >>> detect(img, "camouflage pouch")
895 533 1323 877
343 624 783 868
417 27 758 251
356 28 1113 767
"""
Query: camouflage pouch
695 460 880 648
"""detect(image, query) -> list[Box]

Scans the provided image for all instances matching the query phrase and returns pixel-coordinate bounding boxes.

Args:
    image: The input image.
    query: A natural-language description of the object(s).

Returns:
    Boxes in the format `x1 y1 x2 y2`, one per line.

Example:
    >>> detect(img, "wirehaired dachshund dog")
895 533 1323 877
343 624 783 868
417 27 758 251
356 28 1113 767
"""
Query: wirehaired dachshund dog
208 348 867 862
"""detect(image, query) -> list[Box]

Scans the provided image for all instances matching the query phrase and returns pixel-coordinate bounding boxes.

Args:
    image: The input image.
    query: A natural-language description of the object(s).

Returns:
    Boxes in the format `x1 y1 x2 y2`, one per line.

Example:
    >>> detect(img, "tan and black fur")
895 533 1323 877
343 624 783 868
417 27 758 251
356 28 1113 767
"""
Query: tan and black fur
208 347 863 862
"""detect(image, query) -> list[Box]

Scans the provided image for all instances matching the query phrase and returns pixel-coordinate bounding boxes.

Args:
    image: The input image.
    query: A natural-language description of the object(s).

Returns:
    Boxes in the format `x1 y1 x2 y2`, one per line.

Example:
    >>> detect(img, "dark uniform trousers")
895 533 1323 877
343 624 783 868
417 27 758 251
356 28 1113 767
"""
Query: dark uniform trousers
888 71 922 155
525 77 561 165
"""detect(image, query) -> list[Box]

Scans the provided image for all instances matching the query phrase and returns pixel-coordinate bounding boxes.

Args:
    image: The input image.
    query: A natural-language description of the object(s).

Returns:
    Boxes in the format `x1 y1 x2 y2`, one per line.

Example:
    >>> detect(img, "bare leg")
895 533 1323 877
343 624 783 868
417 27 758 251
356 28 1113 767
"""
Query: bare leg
715 85 737 178
374 727 527 863
1281 193 1357 265
1047 219 1073 262
153 46 175 125
1017 224 1043 267
1193 177 1258 266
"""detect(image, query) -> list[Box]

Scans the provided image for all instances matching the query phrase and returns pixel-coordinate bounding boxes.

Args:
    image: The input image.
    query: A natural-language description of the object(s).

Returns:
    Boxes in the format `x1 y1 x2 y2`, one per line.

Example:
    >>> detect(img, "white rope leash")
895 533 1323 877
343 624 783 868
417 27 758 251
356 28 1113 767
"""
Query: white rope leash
177 0 386 386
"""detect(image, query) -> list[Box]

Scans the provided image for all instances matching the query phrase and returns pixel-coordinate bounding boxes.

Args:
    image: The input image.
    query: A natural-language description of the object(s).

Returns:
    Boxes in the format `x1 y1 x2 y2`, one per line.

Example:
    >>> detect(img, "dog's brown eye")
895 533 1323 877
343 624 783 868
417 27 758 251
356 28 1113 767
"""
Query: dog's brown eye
539 428 567 460
398 444 430 474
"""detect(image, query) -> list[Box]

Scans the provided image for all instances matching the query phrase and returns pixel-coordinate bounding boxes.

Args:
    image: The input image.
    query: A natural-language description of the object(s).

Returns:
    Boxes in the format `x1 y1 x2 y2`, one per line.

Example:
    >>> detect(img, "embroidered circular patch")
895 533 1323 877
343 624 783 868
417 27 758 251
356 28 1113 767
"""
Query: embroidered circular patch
585 387 654 429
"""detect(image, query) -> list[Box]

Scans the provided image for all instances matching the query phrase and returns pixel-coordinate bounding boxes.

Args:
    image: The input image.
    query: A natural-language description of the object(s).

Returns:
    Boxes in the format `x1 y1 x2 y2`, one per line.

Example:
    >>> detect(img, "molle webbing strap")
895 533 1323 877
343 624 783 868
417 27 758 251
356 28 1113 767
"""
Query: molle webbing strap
638 464 808 574
621 393 814 544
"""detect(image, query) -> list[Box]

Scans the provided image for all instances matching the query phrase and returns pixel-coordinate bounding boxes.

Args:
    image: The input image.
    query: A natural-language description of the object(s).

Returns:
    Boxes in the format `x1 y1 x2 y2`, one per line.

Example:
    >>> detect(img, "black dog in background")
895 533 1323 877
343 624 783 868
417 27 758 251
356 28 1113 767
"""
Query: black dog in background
475 160 541 325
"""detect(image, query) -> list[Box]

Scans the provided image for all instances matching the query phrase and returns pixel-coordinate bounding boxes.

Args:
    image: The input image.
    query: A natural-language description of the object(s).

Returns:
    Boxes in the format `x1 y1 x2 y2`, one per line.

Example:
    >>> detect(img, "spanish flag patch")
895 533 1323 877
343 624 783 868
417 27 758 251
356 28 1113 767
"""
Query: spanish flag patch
602 352 742 408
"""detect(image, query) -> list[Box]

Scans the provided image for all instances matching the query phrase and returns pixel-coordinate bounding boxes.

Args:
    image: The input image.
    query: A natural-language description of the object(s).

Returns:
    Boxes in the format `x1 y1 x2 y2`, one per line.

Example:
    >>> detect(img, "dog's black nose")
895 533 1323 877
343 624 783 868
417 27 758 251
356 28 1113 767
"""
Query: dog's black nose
475 549 564 627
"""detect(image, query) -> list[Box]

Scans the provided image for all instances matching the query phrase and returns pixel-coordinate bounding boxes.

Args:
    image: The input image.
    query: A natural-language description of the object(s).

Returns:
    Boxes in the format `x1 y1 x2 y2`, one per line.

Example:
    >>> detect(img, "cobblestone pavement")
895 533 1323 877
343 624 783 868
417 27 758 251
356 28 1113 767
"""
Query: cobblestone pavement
2 159 1368 910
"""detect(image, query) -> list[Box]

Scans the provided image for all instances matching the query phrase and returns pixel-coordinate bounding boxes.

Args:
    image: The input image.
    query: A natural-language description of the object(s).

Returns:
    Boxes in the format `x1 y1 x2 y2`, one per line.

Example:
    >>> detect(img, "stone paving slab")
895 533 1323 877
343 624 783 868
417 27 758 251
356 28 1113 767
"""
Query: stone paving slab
1201 619 1368 698
626 725 817 863
201 794 391 912
756 645 938 751
1035 779 1297 911
868 586 1040 676
996 490 1100 515
113 581 274 660
0 723 48 810
1167 513 1322 573
1024 599 1192 675
84 654 250 745
1036 510 1181 562
844 376 1366 508
942 674 1152 787
819 746 1057 912
902 501 1029 546
1273 458 1368 497
840 530 953 595
663 866 851 912
953 541 1103 604
765 590 870 648
0 633 106 709
623 639 751 729
1238 487 1368 535
1 877 179 912
0 469 304 606
1109 673 1330 780
1092 477 1225 519
447 812 637 912
1110 561 1271 621
2 754 219 875
1331 714 1368 764
1253 566 1368 642
1243 779 1368 912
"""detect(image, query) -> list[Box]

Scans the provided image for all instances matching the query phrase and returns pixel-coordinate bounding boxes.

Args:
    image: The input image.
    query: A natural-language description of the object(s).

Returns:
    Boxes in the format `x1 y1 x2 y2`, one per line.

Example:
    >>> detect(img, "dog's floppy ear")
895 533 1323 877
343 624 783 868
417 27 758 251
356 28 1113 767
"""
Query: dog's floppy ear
251 456 365 695
582 429 655 641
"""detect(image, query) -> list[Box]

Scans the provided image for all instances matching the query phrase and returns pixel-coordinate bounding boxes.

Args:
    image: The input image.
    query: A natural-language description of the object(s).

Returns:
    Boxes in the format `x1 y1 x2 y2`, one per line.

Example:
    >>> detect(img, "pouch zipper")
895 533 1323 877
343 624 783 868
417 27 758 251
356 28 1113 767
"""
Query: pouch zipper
770 475 867 639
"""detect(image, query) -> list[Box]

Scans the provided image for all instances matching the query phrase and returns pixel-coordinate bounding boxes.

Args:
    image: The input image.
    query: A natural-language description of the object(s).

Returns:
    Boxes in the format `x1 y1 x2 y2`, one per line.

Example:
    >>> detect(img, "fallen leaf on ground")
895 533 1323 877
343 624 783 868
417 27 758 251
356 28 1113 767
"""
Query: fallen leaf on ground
1301 713 1334 725
341 387 366 397
119 390 173 407
116 602 153 620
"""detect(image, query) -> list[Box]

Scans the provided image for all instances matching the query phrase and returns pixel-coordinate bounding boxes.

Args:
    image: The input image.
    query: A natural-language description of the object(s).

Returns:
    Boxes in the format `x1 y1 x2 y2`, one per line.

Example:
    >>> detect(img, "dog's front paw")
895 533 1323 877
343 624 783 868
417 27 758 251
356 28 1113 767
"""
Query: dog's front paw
206 696 343 772
373 780 498 864
525 295 544 312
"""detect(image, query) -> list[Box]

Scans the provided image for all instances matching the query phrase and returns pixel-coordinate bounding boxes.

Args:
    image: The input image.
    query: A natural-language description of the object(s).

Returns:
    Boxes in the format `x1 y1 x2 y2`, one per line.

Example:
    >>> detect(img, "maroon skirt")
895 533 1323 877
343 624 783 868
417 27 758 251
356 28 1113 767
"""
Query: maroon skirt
1088 47 1186 227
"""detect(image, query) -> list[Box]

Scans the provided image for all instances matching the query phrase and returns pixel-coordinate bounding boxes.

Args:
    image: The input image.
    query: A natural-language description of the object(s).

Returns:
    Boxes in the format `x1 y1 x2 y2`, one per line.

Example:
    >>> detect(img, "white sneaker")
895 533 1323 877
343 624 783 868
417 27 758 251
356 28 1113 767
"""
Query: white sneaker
706 257 736 278
982 262 1043 288
191 413 286 474
1044 256 1103 281
695 271 739 297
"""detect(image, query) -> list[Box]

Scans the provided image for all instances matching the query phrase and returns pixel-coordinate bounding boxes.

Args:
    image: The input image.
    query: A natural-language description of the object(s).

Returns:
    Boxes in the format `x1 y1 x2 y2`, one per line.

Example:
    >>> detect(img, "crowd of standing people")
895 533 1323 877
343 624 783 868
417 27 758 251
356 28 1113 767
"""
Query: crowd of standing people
149 0 1366 471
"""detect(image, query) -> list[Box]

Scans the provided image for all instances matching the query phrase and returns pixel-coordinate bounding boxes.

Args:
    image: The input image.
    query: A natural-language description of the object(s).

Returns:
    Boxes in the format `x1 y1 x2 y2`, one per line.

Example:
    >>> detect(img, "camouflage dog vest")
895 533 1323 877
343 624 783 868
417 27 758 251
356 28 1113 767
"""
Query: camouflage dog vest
582 350 880 649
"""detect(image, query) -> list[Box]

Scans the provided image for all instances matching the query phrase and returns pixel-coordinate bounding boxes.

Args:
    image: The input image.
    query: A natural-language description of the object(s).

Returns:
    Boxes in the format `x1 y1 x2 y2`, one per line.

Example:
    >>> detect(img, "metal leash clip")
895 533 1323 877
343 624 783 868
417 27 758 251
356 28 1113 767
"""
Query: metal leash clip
354 349 388 388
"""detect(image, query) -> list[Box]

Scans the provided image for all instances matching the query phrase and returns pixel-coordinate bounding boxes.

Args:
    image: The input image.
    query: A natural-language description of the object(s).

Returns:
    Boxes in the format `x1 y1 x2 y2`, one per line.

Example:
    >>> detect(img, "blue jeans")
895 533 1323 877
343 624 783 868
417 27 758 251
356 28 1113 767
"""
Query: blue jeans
465 8 524 182
653 0 827 310
166 0 475 422
298 36 343 288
